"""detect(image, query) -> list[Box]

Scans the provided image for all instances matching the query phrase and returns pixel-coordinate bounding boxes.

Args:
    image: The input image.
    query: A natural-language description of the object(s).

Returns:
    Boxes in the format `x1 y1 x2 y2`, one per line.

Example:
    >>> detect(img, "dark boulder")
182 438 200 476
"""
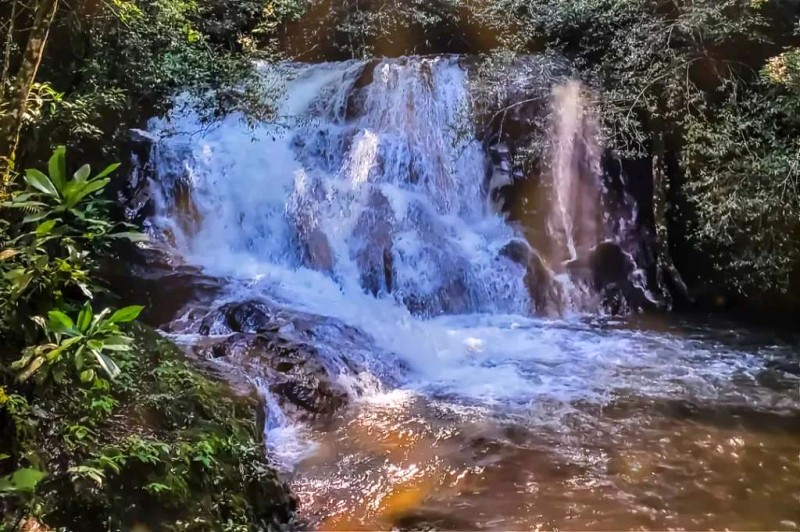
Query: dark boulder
194 332 349 421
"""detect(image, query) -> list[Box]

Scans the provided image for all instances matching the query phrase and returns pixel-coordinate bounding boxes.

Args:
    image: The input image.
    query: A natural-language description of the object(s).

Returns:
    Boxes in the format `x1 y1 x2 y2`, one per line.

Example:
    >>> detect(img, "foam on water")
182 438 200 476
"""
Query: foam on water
144 58 797 467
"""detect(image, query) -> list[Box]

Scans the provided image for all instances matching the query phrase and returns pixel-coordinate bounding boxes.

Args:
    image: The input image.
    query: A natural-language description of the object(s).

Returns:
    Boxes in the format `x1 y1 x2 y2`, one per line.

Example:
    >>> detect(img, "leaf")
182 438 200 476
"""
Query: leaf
48 146 67 191
76 303 92 332
93 351 121 380
66 178 110 207
48 310 74 331
0 249 19 261
79 369 95 383
73 164 91 182
0 468 46 493
94 163 120 179
108 305 144 323
35 219 57 235
22 211 50 224
109 231 149 242
9 271 33 295
24 169 59 198
18 356 45 382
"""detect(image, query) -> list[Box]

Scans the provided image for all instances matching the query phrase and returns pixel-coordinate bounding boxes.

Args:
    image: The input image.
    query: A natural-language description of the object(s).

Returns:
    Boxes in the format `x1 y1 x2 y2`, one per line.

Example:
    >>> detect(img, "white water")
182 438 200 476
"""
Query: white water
144 57 794 468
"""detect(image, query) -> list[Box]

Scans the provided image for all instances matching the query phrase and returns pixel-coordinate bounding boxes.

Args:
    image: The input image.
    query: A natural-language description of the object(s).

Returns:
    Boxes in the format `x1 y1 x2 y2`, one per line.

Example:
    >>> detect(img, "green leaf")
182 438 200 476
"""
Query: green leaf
35 219 57 235
108 305 144 323
0 468 47 493
73 164 91 182
65 178 110 208
94 163 120 179
48 146 67 191
76 303 93 332
110 231 149 242
24 169 59 197
18 356 45 382
9 271 33 295
48 310 74 331
22 211 49 224
79 369 95 383
94 352 121 380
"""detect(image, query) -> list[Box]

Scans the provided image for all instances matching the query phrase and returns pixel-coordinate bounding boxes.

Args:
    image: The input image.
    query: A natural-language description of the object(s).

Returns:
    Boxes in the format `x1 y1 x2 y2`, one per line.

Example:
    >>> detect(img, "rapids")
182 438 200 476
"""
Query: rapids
137 56 800 530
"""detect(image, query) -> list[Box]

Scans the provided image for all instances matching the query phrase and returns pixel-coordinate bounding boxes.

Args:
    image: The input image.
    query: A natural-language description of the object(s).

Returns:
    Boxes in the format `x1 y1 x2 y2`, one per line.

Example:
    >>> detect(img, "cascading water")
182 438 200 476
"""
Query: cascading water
135 56 800 530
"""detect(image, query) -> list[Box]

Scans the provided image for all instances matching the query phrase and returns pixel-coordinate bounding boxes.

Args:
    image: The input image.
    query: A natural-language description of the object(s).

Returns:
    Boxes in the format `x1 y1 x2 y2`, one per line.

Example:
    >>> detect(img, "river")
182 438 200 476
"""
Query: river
133 56 800 530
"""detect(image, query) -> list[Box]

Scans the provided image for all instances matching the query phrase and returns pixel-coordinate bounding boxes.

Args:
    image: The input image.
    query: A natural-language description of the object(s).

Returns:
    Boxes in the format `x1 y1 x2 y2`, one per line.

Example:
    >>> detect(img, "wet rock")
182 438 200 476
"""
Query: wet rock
765 359 800 376
499 239 531 265
305 227 334 272
189 299 405 421
103 245 222 328
195 332 349 420
288 174 335 273
587 241 657 312
351 190 394 295
523 247 563 316
198 300 278 335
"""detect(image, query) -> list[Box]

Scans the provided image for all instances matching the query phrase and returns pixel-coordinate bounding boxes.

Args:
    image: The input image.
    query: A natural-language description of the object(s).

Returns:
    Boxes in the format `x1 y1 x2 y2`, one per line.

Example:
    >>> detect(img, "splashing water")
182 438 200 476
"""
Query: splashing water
140 56 800 530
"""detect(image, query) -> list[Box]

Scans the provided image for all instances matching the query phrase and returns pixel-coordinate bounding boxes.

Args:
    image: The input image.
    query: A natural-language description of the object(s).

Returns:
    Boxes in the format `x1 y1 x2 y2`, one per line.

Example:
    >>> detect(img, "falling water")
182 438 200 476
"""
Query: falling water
136 56 800 530
545 80 603 266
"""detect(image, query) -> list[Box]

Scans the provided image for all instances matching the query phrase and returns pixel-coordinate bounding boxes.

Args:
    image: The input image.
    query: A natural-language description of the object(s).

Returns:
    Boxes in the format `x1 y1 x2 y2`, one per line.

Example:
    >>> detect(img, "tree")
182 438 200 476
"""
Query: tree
0 0 60 190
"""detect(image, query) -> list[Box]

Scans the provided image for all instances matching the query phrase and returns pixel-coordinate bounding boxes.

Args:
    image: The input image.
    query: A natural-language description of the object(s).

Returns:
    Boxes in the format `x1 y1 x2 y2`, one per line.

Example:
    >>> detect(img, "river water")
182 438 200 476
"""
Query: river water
140 57 800 530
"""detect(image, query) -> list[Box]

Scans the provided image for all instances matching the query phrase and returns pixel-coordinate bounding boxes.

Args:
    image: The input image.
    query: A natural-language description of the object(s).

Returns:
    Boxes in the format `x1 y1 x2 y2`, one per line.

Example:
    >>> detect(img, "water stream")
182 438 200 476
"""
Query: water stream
138 57 800 530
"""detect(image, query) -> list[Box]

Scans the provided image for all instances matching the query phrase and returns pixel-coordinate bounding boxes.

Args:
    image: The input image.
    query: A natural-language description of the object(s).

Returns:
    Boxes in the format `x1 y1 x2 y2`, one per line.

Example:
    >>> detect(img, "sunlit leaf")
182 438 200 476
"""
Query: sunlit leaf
94 351 121 380
108 305 144 323
76 303 93 332
48 146 67 191
94 163 120 179
0 468 46 493
35 219 57 235
48 310 74 331
24 169 58 197
0 249 19 261
73 164 91 182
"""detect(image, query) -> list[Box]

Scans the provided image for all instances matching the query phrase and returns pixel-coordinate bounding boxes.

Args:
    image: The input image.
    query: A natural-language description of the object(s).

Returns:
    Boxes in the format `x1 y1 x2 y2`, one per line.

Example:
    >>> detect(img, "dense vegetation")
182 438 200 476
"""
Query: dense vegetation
0 148 294 529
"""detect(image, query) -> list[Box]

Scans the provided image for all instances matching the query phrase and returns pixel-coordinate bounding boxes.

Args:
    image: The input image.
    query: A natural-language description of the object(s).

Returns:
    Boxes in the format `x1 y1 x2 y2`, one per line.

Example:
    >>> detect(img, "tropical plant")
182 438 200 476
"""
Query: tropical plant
0 147 144 341
12 302 142 384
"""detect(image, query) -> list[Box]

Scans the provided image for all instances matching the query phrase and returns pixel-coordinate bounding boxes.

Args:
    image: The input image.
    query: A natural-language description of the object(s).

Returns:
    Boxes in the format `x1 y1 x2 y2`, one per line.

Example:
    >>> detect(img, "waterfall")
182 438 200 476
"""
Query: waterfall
146 57 534 317
545 80 602 266
141 56 657 325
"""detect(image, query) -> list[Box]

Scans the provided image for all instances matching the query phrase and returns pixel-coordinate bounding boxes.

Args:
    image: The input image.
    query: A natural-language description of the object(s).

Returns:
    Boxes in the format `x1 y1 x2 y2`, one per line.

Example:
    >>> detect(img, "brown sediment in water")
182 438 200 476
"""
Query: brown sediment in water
292 393 800 531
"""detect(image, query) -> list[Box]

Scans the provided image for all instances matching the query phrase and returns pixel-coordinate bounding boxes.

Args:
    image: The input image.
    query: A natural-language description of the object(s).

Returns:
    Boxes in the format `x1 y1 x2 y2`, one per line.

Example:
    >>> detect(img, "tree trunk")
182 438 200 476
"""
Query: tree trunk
0 0 59 188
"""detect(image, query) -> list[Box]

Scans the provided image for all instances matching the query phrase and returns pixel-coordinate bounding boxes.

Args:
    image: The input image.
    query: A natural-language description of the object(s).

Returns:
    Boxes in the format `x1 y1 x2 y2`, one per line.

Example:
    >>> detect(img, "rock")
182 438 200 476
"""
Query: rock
198 301 278 335
102 245 223 328
305 227 334 272
351 190 394 295
500 239 532 265
189 299 406 421
524 248 563 316
195 332 349 420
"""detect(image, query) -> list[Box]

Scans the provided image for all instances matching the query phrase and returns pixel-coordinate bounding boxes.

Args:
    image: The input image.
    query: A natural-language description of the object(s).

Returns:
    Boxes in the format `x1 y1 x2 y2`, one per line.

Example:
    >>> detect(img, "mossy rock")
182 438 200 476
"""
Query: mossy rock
1 323 295 531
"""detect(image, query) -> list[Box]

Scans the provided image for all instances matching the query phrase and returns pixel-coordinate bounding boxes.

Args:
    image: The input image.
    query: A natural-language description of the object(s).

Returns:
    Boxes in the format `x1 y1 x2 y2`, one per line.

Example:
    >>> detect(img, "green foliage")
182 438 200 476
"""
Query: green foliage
0 148 293 528
18 0 304 159
0 467 47 496
0 147 143 342
457 0 800 298
12 302 142 384
10 324 293 530
684 74 800 294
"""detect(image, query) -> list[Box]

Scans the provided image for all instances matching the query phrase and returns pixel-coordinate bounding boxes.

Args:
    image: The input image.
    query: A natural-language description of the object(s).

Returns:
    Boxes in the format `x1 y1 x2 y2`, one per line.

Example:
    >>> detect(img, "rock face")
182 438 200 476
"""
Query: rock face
195 332 349 420
184 299 402 422
351 190 394 295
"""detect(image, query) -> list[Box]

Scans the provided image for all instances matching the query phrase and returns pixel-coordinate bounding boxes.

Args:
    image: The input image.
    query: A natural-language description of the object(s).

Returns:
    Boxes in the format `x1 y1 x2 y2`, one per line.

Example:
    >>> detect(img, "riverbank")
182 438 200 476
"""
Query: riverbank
0 323 296 530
